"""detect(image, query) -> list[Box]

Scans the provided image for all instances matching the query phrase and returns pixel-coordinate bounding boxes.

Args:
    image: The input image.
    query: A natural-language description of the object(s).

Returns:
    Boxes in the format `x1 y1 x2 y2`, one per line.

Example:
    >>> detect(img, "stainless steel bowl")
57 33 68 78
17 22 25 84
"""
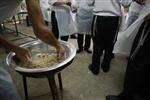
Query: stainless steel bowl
6 40 76 74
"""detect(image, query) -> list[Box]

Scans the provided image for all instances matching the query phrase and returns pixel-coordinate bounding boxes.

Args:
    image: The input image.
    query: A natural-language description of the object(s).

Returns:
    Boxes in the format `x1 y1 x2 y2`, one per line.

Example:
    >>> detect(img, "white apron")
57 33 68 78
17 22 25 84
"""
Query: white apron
113 1 150 55
40 0 50 22
52 5 75 37
75 0 94 34
76 7 93 34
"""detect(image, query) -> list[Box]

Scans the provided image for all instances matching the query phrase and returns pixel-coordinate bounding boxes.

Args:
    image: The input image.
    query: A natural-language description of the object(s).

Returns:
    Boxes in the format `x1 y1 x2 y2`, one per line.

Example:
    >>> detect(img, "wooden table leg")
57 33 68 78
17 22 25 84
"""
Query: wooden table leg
22 76 28 100
47 75 59 100
58 73 63 90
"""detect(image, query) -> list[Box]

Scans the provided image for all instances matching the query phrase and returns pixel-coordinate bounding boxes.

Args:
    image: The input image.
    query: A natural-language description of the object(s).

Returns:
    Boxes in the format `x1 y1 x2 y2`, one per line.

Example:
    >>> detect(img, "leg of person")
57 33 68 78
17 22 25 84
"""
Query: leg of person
106 60 136 100
122 20 150 99
133 65 150 99
106 19 150 100
138 66 150 99
121 60 138 99
77 34 84 53
101 45 114 72
70 34 77 39
0 24 3 32
88 44 103 75
26 15 30 27
51 11 59 39
60 36 69 41
84 34 92 54
89 16 103 75
0 67 21 100
132 20 150 99
100 16 119 72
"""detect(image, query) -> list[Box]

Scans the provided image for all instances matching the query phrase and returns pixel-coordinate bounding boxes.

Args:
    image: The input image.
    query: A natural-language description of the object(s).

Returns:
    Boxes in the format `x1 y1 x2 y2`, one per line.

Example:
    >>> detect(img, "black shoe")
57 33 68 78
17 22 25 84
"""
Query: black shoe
106 95 134 100
88 64 99 75
101 61 110 73
106 95 121 100
84 49 92 54
77 49 83 53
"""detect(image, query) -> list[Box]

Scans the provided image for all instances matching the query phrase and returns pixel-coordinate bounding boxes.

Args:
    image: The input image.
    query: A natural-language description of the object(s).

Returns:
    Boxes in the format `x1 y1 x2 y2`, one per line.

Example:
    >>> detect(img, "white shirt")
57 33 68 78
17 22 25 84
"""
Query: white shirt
76 0 94 10
40 0 50 21
0 0 22 23
129 2 144 13
129 0 150 13
93 0 122 16
48 0 75 36
49 0 55 5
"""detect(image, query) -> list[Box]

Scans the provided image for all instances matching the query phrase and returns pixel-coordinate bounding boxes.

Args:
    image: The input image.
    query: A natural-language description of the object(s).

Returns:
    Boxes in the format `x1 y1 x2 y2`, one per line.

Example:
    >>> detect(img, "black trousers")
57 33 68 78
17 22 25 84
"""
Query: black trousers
91 15 119 67
77 34 91 50
122 19 150 99
26 15 31 26
45 21 48 26
51 11 69 41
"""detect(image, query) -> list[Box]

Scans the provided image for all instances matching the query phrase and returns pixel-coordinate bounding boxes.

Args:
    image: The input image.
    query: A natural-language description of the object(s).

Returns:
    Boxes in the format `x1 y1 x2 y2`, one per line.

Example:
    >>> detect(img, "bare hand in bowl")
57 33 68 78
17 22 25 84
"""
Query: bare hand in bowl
14 47 31 62
56 44 65 58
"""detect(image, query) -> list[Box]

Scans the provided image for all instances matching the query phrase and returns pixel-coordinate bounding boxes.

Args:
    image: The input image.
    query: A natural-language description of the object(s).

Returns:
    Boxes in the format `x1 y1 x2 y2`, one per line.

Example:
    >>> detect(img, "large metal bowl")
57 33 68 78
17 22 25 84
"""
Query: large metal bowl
6 40 76 75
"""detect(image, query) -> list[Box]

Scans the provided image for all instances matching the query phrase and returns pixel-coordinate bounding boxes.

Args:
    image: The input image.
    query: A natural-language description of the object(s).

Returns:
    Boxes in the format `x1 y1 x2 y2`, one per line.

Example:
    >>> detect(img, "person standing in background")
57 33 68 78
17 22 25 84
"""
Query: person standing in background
106 12 150 100
125 0 146 29
40 0 51 25
75 0 94 54
119 0 132 31
89 0 127 75
50 0 75 41
106 1 150 100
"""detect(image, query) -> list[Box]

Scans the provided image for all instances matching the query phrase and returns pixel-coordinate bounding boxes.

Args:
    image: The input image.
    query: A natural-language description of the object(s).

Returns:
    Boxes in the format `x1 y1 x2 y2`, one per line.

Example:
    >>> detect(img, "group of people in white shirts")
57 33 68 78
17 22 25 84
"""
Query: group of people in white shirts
40 0 150 100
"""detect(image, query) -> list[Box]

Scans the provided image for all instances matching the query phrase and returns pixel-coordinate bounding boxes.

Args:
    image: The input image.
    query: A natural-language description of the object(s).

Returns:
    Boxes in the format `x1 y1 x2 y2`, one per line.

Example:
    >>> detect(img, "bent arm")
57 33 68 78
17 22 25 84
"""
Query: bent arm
26 0 65 56
0 37 30 61
26 0 61 49
0 37 20 52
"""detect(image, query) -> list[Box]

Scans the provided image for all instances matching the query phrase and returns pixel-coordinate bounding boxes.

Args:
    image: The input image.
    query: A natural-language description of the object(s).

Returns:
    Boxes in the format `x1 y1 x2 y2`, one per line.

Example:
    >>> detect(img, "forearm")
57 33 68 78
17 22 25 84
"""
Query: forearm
0 37 31 61
33 25 62 50
0 37 21 52
26 0 61 49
